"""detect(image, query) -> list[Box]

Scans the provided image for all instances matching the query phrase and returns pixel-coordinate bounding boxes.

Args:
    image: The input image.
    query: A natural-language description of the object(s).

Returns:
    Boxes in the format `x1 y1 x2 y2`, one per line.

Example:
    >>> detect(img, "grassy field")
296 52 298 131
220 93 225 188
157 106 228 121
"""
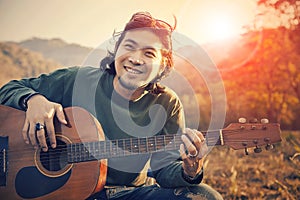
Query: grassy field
203 131 300 199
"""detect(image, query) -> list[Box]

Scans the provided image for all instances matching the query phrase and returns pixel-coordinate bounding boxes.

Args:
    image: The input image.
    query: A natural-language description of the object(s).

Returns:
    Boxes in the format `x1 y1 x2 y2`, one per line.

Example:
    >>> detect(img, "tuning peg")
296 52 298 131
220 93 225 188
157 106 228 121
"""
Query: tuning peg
265 144 274 150
261 118 269 124
238 118 247 123
254 146 262 153
249 118 258 123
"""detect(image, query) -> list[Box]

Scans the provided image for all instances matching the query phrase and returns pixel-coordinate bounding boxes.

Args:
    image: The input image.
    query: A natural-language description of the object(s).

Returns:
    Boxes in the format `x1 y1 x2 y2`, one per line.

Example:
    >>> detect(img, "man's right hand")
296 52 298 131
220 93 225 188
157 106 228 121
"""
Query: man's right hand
22 94 67 152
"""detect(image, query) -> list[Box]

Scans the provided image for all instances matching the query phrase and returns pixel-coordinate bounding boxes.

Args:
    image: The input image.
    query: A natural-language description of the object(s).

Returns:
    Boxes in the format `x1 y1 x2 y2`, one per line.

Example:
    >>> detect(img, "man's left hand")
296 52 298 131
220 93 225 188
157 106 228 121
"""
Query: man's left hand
180 128 208 178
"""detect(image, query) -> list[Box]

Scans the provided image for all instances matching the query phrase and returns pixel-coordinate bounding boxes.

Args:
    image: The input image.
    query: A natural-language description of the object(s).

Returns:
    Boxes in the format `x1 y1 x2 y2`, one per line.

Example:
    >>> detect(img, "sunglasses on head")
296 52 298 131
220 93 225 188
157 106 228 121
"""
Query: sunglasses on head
130 12 176 32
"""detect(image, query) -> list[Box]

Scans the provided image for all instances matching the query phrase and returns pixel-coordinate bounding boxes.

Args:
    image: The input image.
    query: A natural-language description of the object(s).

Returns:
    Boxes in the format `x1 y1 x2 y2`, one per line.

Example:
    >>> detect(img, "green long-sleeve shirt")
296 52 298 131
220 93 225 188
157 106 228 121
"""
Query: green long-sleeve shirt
0 66 203 187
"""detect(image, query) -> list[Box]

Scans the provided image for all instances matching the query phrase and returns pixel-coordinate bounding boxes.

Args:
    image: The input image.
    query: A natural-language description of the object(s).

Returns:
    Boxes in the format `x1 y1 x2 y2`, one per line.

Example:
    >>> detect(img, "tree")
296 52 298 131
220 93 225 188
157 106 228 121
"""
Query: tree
257 0 300 29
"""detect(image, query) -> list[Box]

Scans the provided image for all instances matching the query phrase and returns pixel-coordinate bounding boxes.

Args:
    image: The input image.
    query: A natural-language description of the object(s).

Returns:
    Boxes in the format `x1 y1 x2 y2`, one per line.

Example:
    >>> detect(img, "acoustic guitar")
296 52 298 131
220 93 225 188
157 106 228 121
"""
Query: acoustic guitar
0 105 282 199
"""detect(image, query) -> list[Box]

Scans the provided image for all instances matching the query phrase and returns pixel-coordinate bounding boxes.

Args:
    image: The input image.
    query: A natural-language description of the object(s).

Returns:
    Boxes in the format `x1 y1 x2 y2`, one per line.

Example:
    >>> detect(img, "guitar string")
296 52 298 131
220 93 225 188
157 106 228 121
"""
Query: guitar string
3 129 272 155
3 135 269 153
2 141 273 165
2 129 275 164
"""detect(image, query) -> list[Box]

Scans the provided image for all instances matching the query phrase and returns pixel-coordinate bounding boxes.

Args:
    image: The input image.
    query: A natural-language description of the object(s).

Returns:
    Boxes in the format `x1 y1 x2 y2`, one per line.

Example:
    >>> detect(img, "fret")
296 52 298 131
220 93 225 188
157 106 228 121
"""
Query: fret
176 135 182 148
94 141 98 158
174 135 178 149
139 138 147 153
78 143 82 161
86 143 91 160
147 137 155 152
120 139 124 156
132 138 139 154
100 141 104 158
165 135 175 151
110 140 113 156
125 138 131 155
156 135 164 152
80 144 85 161
72 144 76 162
163 136 166 151
160 135 166 151
73 143 77 162
71 144 75 162
145 137 149 153
122 139 126 156
79 143 84 162
106 140 110 157
116 140 119 156
89 142 96 161
83 143 88 161
111 140 117 157
92 141 96 159
82 144 85 161
118 139 125 157
154 136 157 152
137 138 141 153
74 144 79 162
130 138 133 154
67 144 73 163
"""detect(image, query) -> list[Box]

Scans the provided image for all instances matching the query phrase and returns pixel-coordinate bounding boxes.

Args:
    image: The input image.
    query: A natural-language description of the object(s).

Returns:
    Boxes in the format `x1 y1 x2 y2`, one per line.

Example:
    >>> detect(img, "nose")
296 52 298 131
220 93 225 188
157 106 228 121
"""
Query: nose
128 51 144 65
129 57 144 65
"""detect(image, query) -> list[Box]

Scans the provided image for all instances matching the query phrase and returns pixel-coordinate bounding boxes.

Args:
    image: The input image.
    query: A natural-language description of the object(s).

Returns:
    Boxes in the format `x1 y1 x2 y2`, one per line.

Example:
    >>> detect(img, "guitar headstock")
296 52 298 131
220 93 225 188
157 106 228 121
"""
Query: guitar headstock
222 118 282 154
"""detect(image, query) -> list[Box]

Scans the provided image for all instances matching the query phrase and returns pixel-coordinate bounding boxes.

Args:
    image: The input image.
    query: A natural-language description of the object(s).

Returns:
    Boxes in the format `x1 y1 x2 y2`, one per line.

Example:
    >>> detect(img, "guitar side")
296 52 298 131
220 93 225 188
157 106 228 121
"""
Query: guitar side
0 105 107 200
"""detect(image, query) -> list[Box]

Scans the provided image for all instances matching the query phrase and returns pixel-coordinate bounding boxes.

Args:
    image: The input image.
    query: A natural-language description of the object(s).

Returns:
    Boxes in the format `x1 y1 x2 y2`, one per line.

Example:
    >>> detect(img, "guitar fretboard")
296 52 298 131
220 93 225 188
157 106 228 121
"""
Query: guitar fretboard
67 131 222 163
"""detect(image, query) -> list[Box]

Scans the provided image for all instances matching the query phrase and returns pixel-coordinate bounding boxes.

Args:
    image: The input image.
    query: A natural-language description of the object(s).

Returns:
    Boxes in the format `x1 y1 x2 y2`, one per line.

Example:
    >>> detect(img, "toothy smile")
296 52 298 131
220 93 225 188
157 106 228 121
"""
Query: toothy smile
124 66 142 74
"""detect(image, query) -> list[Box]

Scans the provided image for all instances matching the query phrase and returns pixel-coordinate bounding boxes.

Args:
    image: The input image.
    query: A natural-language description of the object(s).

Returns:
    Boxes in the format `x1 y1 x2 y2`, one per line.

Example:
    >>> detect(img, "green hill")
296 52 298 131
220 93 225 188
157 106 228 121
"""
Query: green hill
0 42 62 86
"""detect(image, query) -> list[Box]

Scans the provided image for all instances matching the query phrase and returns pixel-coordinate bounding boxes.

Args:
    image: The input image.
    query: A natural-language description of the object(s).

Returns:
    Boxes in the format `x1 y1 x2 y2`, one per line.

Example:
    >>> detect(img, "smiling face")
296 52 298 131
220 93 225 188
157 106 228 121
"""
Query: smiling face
114 29 165 93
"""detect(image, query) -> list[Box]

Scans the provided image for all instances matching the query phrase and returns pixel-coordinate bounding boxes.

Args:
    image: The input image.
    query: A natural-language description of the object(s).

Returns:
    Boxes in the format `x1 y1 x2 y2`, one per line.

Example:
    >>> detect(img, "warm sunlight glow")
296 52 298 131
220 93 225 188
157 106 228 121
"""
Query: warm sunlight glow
206 15 237 41
178 0 256 44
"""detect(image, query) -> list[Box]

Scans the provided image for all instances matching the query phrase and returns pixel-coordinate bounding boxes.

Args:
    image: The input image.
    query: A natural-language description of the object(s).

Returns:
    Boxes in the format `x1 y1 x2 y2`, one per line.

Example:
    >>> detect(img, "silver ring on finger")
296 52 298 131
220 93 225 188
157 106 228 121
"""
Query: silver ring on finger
188 150 198 158
35 123 45 131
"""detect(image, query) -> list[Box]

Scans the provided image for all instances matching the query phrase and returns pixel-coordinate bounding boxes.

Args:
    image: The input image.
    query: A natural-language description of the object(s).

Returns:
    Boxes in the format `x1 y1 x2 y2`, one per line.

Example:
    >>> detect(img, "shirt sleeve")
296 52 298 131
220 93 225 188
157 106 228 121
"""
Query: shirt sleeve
0 67 79 110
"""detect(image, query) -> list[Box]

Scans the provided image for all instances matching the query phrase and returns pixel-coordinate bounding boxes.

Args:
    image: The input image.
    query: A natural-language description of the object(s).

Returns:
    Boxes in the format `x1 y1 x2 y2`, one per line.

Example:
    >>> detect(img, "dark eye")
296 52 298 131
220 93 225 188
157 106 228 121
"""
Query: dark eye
145 51 156 58
124 43 134 50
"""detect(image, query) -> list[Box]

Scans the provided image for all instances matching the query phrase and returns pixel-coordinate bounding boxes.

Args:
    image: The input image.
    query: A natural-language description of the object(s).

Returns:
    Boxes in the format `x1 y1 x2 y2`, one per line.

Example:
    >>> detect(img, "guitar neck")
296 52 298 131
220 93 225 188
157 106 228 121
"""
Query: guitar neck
67 130 223 163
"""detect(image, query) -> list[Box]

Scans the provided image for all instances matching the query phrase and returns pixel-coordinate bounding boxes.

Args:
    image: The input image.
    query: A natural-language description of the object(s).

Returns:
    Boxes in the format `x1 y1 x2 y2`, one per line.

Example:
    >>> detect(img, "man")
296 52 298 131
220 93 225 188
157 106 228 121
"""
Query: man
0 12 223 199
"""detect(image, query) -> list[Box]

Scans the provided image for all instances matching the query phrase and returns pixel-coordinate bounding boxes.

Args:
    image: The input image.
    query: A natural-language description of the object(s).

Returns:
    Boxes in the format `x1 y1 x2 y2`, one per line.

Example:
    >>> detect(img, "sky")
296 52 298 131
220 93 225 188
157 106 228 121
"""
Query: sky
0 0 258 48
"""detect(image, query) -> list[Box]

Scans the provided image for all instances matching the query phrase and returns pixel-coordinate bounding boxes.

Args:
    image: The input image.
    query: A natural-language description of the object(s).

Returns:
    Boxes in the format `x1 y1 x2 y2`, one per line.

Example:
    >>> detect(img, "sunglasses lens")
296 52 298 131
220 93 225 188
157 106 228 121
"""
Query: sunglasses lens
131 12 173 31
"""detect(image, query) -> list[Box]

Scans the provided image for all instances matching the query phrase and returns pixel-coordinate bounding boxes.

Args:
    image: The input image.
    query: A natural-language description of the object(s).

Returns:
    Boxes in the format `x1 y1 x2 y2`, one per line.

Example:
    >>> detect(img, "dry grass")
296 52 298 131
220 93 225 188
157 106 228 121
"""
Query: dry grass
203 131 300 200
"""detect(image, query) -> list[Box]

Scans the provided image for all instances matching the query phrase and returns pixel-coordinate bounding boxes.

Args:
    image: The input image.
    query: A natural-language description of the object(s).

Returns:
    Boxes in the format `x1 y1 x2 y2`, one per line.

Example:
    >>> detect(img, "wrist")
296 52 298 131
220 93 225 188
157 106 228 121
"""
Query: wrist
21 92 40 110
182 169 196 181
181 167 203 184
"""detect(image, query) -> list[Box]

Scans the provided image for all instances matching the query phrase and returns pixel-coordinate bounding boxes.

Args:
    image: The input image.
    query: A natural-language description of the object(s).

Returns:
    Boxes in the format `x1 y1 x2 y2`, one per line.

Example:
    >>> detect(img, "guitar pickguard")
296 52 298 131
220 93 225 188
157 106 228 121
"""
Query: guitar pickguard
15 166 71 199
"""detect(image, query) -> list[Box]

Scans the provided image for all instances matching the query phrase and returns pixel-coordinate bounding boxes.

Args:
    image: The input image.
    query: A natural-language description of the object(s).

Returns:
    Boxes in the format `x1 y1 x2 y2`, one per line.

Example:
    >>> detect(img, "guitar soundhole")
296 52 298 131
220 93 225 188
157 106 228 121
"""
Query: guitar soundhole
39 139 68 172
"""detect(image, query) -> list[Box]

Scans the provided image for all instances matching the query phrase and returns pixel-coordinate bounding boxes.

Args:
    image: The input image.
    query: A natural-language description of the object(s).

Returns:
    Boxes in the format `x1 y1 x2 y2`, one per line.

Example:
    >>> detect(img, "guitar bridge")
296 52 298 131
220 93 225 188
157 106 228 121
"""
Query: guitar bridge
0 136 8 186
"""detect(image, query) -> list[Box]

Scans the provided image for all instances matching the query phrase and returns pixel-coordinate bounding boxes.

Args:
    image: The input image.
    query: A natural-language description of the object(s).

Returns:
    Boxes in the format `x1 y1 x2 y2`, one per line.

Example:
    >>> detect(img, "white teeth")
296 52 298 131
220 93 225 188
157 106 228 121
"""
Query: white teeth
125 67 141 74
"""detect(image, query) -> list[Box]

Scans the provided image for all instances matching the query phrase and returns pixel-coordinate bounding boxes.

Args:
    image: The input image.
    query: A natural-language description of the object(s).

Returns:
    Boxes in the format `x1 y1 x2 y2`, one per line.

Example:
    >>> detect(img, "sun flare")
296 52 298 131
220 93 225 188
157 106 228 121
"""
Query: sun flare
178 0 255 43
206 15 238 41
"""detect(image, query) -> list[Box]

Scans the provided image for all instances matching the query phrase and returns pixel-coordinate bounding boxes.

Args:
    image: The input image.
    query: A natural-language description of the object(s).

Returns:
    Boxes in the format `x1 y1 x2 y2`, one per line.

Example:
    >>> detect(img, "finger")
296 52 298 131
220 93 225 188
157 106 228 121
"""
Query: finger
198 141 209 159
180 144 188 160
55 104 67 124
36 128 48 152
185 128 202 150
28 122 38 149
181 134 197 157
196 131 205 143
22 120 30 144
180 144 196 174
45 118 56 148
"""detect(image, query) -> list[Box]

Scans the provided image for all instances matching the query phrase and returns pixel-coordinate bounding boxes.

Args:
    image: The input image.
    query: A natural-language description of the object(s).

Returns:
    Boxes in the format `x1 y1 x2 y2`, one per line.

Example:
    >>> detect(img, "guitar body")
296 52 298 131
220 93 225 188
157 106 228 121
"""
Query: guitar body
0 105 107 200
